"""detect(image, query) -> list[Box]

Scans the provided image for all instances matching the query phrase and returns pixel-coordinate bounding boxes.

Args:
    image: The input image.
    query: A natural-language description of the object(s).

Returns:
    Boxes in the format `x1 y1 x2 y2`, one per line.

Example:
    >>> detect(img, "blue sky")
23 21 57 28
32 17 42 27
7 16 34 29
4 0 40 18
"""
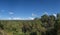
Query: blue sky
0 0 60 20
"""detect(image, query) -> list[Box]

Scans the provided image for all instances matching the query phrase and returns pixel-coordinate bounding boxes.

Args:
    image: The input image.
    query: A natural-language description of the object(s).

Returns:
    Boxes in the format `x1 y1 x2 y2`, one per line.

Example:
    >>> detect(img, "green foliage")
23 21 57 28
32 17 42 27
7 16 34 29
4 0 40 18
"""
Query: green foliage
0 13 60 35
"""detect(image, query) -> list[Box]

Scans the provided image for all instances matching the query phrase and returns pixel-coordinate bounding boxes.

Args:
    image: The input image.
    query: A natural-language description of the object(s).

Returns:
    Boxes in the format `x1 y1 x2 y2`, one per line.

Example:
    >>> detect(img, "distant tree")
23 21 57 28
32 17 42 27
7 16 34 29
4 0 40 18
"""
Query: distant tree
0 21 4 30
54 13 60 34
22 22 32 34
30 31 37 35
40 14 57 35
48 15 55 28
55 13 60 30
41 14 48 23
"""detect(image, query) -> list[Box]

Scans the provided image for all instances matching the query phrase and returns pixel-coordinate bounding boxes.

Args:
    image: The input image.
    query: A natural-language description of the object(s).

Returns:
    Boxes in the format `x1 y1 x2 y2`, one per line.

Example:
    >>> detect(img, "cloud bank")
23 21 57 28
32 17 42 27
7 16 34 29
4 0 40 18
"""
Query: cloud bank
0 17 34 20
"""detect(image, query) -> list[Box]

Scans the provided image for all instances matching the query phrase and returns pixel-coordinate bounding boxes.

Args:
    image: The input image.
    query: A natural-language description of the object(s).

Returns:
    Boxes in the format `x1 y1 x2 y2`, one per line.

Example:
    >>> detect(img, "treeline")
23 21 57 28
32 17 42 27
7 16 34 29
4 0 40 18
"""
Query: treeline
22 13 60 35
0 14 60 35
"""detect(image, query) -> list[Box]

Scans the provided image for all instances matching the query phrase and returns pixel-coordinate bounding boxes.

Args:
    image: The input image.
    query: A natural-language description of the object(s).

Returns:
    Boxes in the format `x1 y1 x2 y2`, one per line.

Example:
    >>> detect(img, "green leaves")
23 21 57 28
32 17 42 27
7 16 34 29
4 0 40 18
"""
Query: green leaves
0 13 60 35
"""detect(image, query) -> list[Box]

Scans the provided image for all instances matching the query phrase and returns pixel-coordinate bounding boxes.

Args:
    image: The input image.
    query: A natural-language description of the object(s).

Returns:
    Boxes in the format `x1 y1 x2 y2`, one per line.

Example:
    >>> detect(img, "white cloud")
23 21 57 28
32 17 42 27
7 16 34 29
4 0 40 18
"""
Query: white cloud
12 17 34 20
53 14 57 17
3 17 34 20
32 13 37 17
12 17 22 20
28 17 34 20
8 17 11 20
43 12 48 15
9 12 14 15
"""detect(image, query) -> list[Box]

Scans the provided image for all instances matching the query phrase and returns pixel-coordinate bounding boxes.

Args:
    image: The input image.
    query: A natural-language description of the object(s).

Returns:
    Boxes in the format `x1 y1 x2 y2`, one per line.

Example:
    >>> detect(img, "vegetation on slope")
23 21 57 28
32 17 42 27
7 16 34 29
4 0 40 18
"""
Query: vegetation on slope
0 13 60 35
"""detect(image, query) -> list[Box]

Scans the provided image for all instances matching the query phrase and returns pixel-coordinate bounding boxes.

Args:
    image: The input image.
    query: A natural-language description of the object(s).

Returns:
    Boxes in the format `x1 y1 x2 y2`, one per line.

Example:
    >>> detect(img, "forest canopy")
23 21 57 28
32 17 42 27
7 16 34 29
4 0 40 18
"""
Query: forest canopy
0 13 60 35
